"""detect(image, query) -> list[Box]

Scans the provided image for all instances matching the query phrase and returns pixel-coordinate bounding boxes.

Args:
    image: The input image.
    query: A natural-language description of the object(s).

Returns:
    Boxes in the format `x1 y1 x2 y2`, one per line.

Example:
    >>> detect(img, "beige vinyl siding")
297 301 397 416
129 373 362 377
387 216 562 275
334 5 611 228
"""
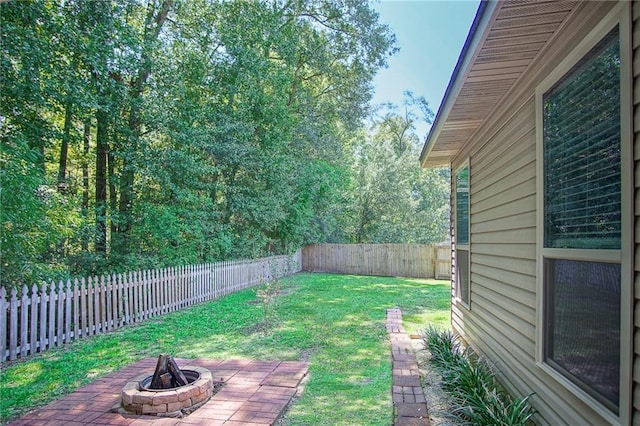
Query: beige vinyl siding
450 2 628 424
451 97 586 424
633 1 640 422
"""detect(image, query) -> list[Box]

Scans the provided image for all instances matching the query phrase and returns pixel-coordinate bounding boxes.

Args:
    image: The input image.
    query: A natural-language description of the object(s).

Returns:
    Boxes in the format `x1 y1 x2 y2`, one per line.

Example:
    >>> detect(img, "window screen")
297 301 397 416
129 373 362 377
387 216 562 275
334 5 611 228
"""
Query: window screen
544 259 620 411
456 249 469 304
455 165 470 305
543 29 621 250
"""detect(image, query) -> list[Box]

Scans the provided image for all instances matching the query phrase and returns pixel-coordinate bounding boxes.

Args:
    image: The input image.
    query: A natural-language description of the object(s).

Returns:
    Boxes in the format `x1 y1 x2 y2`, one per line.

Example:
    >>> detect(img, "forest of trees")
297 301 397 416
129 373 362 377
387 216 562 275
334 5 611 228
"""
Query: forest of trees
0 0 450 287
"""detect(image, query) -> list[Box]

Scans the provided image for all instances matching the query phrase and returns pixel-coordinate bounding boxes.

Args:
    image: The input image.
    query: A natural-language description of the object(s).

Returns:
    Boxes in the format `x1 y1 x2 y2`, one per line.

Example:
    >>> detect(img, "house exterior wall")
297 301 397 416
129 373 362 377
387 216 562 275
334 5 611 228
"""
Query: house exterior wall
633 2 640 423
449 1 635 424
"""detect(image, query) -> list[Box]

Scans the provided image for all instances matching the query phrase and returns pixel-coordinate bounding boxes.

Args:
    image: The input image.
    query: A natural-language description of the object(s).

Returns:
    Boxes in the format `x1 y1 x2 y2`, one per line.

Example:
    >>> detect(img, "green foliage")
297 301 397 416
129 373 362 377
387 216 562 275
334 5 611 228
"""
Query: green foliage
0 0 399 286
422 327 537 426
422 325 462 368
339 98 450 244
1 0 452 286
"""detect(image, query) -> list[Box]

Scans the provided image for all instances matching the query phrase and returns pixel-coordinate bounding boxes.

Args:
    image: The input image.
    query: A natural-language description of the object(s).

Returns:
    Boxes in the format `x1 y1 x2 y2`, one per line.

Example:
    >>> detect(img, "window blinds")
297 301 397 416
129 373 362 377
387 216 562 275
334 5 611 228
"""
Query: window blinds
455 166 469 245
543 29 620 250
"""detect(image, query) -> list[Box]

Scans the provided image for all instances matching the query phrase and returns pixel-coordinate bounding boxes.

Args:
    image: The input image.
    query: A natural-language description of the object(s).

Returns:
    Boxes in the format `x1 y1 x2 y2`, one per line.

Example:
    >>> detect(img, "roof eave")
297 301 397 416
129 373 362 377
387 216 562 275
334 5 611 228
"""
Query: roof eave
419 0 497 168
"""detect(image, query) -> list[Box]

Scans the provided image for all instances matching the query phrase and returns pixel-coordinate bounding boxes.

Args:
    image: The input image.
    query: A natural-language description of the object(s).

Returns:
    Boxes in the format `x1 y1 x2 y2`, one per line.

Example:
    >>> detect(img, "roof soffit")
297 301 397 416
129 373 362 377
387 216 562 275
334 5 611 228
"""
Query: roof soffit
420 0 579 168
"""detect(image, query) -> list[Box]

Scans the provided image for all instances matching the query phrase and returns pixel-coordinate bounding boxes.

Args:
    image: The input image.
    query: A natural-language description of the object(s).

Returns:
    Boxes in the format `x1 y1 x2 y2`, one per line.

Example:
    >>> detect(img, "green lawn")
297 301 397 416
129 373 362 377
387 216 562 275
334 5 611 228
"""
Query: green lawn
0 273 450 425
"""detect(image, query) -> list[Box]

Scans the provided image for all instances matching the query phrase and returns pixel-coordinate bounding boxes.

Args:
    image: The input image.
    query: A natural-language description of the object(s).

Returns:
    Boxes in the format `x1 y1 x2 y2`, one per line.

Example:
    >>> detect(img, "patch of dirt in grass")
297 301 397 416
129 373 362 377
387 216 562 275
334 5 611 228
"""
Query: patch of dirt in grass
277 283 299 297
241 320 281 335
297 347 318 362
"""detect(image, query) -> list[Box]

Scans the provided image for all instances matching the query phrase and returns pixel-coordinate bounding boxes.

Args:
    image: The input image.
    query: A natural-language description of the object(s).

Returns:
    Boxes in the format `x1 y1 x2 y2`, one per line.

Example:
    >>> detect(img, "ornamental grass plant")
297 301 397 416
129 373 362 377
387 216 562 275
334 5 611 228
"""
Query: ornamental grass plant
422 326 537 426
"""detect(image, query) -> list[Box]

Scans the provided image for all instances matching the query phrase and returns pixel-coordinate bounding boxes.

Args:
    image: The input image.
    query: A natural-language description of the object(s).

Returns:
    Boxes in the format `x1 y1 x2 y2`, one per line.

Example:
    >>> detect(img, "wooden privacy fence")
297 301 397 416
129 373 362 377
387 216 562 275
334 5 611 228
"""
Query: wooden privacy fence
0 252 301 363
434 243 452 280
302 243 451 279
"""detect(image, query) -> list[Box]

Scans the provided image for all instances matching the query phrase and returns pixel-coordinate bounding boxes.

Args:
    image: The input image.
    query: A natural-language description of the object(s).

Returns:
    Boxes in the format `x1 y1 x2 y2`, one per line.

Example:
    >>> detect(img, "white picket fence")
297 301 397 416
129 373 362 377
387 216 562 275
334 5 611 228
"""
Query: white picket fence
0 252 301 362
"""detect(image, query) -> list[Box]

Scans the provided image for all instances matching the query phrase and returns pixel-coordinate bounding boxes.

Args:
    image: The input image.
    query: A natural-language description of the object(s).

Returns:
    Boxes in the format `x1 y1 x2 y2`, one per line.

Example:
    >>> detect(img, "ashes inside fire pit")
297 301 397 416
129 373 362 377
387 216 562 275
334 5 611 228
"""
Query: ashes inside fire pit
119 355 223 417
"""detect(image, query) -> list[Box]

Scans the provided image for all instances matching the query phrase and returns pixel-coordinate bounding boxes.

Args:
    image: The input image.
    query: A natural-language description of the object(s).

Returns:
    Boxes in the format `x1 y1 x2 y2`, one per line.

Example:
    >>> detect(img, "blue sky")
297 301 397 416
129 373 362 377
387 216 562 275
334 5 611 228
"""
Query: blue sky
372 0 480 139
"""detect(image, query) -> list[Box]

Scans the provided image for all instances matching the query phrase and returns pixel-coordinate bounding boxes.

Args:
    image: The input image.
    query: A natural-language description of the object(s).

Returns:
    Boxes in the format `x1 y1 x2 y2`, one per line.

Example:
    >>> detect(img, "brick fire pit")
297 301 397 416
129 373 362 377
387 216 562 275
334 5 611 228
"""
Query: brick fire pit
120 366 220 417
9 358 309 426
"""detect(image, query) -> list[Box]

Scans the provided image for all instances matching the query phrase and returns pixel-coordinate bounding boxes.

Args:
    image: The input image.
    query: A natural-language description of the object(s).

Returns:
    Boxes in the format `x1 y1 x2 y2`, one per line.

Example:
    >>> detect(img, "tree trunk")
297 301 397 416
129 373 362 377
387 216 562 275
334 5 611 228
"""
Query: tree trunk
82 119 91 251
57 98 73 193
116 0 173 245
95 108 108 254
108 148 118 238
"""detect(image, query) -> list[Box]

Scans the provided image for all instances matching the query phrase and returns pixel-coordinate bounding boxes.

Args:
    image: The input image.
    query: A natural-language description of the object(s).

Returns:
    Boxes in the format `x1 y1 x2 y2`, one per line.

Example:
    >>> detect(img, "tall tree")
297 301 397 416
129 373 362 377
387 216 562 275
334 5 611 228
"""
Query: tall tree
0 0 399 285
1 1 62 285
341 99 449 244
116 0 173 248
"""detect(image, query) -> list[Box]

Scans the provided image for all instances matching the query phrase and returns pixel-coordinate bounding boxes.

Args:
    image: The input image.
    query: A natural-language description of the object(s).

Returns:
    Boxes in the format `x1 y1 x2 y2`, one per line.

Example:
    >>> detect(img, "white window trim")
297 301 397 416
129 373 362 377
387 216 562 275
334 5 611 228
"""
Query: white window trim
534 3 632 424
454 160 470 308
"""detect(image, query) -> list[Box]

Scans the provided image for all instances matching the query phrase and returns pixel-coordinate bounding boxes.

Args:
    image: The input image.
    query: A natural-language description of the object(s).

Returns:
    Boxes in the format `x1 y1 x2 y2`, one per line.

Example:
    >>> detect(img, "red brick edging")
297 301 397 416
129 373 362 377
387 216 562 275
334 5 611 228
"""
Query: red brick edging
387 308 430 426
9 358 308 426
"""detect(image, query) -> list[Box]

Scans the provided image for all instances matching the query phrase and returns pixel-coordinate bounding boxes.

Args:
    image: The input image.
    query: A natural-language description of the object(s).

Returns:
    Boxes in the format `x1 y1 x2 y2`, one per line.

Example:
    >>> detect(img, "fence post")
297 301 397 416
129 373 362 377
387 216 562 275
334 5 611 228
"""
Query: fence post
9 287 18 360
161 268 168 314
64 281 72 344
109 274 116 329
88 277 96 336
104 276 111 332
39 283 48 350
144 269 150 319
115 274 122 328
0 287 6 362
80 278 87 338
48 283 56 348
56 282 64 346
150 269 157 318
73 279 80 340
170 267 176 311
123 273 131 325
140 270 147 321
175 267 181 310
155 268 162 316
100 276 108 333
20 285 29 358
30 284 38 356
131 271 139 323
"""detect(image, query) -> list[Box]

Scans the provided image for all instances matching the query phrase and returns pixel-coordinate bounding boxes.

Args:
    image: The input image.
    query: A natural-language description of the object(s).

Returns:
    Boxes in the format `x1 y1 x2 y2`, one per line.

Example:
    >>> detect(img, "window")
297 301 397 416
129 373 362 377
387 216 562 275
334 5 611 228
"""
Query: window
543 259 620 410
543 30 621 251
454 165 469 305
539 26 625 415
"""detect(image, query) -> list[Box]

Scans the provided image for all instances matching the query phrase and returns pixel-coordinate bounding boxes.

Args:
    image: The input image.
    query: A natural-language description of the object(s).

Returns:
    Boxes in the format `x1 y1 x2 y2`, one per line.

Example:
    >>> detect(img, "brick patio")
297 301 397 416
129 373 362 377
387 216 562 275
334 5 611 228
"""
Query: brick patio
8 358 308 426
387 308 429 426
8 311 428 425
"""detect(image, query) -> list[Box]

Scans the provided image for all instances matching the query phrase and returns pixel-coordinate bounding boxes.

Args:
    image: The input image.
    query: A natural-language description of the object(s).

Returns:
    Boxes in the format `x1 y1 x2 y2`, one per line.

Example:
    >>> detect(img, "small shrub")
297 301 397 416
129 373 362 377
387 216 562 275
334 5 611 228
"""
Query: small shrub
421 326 537 426
422 325 460 367
256 280 280 333
256 259 286 334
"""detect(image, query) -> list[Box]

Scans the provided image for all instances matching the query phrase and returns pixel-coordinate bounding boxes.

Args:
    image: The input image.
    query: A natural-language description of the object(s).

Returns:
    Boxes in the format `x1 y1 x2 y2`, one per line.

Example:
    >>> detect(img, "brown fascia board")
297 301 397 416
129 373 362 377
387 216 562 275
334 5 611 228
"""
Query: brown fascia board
419 0 496 168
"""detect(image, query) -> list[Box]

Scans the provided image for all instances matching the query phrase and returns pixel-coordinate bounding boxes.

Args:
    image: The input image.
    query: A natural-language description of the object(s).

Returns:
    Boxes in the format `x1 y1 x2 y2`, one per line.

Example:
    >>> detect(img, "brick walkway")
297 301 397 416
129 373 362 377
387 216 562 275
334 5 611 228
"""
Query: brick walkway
387 308 429 426
9 358 308 426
